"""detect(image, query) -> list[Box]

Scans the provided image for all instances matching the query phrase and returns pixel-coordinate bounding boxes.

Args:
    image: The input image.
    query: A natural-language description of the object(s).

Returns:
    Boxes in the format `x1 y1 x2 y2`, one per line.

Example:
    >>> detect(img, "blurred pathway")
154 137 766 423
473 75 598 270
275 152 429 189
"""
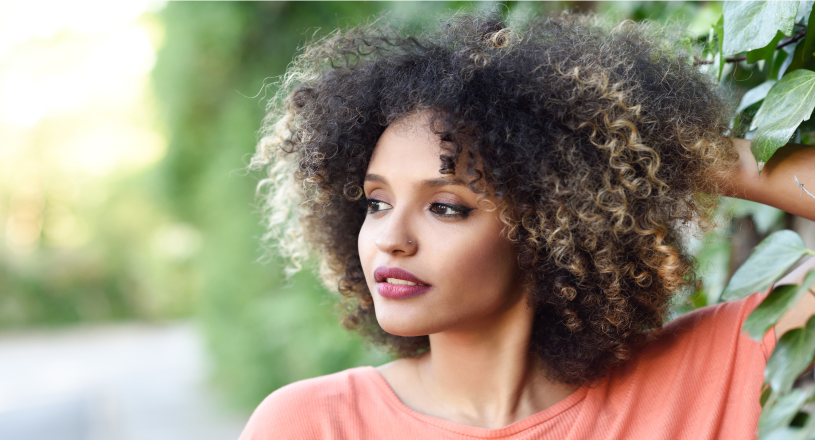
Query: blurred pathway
0 322 247 440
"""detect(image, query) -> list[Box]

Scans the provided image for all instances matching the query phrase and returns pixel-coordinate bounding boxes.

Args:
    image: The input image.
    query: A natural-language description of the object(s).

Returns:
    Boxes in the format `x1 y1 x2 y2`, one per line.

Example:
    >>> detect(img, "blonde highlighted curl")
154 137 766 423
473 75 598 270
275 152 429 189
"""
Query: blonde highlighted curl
252 11 738 384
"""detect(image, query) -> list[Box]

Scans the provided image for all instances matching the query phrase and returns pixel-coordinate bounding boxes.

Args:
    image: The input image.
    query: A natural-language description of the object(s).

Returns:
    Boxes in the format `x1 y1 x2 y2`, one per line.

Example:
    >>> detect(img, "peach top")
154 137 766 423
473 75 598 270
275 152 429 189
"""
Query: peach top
240 291 774 440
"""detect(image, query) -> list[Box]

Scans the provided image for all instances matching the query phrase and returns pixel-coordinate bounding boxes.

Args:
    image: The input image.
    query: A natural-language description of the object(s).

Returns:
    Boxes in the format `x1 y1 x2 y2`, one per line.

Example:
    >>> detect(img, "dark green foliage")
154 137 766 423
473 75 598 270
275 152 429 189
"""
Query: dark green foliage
767 316 815 393
0 173 197 327
611 3 815 435
745 271 815 341
759 388 811 436
152 2 395 409
720 1 815 172
0 252 138 326
750 70 815 171
731 229 815 439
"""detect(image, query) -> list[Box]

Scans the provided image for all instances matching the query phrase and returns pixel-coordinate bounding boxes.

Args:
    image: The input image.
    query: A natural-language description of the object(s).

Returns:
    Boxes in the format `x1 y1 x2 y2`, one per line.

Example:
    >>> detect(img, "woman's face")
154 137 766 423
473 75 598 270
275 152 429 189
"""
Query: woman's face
358 113 526 337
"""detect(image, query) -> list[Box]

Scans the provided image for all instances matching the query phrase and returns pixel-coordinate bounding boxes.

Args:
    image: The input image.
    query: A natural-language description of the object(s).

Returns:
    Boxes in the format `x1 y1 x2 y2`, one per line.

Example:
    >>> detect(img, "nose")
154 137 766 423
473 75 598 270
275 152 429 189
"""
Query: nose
374 207 417 256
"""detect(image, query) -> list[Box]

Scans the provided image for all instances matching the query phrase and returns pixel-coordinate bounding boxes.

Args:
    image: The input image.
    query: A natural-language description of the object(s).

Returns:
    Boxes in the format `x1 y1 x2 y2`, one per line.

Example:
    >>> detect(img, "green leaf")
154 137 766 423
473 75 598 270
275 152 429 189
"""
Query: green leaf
787 6 815 73
778 43 800 80
738 80 777 114
765 315 815 392
714 15 725 81
752 205 787 235
786 37 810 75
759 388 811 436
680 36 693 60
769 45 792 81
748 31 786 64
761 386 775 407
694 231 732 305
745 270 815 341
760 427 807 440
722 230 808 302
689 4 723 37
781 1 814 72
750 69 815 173
799 0 815 23
723 1 799 56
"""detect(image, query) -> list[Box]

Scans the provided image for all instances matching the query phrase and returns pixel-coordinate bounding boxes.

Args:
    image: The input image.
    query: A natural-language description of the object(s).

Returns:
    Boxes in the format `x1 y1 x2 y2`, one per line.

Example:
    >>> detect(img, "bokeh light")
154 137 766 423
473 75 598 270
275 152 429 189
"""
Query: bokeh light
0 0 165 255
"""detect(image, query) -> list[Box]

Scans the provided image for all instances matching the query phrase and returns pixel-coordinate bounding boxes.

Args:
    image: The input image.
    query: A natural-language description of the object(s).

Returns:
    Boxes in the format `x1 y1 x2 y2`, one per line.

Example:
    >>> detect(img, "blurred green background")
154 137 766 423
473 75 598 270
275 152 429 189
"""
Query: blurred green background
1 0 812 412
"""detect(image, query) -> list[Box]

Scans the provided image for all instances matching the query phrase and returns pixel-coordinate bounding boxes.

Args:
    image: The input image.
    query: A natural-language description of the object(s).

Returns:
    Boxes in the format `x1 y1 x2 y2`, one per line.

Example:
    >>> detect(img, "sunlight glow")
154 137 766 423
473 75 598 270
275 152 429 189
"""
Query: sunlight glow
0 0 166 252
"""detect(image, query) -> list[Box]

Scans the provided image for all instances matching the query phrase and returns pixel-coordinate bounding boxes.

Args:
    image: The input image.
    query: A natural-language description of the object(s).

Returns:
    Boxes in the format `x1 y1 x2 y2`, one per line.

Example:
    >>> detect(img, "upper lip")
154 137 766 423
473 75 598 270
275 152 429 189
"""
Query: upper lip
373 266 430 285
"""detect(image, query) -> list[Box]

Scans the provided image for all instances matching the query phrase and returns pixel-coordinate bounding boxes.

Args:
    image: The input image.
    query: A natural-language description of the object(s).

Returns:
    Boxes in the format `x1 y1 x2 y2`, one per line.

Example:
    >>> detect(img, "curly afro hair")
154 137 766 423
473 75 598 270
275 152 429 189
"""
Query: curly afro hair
252 11 739 385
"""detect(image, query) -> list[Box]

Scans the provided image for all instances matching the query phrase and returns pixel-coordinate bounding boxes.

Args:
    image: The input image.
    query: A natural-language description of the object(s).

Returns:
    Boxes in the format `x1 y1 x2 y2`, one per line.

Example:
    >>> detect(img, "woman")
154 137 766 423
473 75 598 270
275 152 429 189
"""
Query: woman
241 12 815 439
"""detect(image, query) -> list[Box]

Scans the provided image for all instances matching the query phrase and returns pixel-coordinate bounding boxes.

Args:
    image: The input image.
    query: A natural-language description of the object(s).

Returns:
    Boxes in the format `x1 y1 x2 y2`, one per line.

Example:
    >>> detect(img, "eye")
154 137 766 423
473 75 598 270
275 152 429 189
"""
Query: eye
429 202 473 219
366 198 392 214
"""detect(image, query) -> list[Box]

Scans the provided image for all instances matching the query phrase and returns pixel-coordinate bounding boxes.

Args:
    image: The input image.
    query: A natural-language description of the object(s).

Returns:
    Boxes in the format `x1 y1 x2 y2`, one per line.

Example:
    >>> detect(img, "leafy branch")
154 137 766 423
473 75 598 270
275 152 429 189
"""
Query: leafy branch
701 1 815 438
723 231 815 439
695 29 807 66
709 0 815 176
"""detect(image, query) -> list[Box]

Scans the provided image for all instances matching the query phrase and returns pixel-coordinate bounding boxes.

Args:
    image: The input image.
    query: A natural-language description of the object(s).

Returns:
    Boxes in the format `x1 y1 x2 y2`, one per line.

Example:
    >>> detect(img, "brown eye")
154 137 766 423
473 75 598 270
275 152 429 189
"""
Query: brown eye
429 202 473 218
367 198 391 214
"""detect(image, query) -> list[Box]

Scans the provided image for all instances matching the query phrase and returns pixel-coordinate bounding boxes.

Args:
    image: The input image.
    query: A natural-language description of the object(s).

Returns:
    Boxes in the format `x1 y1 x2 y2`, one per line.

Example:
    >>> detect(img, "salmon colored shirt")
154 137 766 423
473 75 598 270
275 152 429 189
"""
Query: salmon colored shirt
240 291 775 440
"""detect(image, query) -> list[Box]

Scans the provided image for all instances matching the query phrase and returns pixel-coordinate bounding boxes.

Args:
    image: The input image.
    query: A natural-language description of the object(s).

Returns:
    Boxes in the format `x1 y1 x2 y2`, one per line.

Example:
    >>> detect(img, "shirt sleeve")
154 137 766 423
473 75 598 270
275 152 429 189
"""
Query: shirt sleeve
238 383 323 440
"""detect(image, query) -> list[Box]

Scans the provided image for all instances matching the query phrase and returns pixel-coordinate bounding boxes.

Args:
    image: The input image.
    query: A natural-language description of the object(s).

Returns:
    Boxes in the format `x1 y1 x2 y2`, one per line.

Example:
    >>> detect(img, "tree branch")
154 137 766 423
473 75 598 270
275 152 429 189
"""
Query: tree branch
695 29 807 65
795 175 815 201
778 30 807 49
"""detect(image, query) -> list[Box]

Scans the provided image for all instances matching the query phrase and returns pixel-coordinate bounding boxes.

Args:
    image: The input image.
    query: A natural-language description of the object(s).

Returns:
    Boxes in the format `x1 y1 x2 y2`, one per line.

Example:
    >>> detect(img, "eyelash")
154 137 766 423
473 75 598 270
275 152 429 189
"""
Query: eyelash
365 198 473 219
429 202 473 218
367 199 391 214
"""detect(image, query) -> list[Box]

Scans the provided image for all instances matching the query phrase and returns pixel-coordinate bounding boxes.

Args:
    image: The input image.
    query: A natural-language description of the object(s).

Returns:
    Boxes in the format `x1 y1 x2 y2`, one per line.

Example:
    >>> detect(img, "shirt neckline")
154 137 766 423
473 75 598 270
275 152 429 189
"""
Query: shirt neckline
361 365 589 438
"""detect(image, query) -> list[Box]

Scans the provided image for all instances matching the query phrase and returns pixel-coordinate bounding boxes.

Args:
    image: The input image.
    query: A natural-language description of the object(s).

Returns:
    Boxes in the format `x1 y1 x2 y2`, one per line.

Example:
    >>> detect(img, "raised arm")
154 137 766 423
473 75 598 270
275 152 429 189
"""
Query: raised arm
723 139 815 221
724 139 815 337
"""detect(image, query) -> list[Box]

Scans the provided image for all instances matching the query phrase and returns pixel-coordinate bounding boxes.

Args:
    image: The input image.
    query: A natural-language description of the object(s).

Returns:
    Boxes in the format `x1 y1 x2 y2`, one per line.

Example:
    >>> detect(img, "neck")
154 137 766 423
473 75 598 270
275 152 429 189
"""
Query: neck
385 297 580 429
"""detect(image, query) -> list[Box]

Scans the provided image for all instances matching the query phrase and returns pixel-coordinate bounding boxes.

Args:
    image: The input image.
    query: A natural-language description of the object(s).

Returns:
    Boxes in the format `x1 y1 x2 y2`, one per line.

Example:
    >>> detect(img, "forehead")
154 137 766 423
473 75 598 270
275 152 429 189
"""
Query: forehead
367 113 447 178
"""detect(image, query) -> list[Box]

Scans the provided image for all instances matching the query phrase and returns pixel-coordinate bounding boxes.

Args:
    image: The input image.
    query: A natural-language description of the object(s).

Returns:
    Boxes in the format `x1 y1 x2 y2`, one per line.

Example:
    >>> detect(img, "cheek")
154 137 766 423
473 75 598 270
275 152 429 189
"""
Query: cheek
440 222 519 302
357 219 376 276
464 238 516 287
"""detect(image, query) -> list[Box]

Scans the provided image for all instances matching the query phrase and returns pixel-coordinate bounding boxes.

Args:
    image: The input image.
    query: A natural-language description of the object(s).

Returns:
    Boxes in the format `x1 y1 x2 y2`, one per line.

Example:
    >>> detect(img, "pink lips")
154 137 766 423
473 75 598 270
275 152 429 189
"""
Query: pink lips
373 266 432 299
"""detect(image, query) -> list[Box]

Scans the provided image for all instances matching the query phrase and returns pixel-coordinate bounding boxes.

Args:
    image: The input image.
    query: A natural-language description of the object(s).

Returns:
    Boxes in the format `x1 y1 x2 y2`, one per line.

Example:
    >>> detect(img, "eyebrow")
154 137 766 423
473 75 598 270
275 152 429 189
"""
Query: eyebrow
364 173 466 187
424 177 466 187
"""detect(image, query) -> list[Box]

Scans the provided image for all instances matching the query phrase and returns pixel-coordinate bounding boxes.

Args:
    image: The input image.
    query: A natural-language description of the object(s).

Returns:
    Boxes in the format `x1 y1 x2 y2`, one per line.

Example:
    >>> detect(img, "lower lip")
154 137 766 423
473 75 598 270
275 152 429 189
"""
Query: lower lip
376 283 432 299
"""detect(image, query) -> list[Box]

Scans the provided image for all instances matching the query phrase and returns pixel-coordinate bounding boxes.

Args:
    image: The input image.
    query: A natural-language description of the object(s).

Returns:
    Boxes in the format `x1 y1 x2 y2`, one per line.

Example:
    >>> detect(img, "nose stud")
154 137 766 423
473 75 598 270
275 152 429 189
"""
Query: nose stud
408 240 412 244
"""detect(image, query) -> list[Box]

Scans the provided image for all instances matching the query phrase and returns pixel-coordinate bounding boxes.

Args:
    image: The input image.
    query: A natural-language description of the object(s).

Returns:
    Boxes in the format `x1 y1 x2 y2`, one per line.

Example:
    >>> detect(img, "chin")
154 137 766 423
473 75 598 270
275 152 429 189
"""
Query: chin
376 318 430 337
374 309 437 337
